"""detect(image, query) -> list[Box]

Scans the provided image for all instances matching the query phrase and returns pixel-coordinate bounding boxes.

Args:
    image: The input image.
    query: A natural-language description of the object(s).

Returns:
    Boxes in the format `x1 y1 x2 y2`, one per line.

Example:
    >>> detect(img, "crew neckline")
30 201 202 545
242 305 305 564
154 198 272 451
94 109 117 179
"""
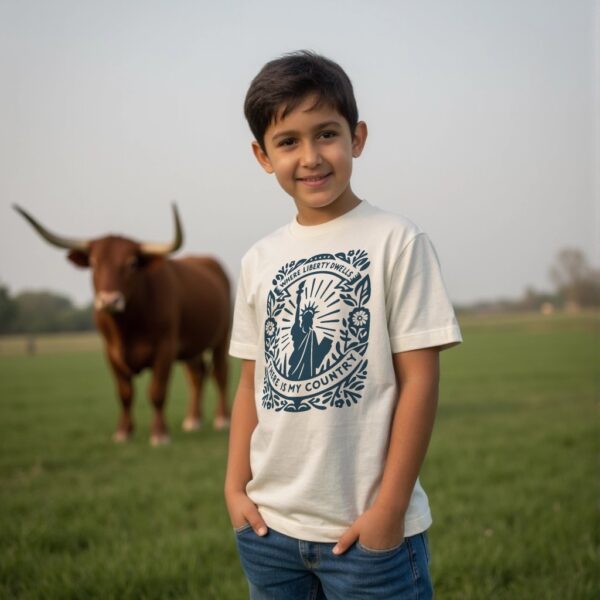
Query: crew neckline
288 200 371 239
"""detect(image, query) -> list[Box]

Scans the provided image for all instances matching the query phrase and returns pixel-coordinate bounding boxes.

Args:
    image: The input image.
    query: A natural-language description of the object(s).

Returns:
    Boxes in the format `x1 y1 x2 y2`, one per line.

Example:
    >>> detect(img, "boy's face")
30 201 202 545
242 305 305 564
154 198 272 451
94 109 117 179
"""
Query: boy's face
252 95 367 224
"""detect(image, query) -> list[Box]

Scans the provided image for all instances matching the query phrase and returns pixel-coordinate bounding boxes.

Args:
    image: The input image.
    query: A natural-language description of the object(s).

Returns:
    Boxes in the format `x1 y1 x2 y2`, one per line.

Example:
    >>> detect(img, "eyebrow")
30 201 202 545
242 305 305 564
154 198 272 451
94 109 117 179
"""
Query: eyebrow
270 120 343 142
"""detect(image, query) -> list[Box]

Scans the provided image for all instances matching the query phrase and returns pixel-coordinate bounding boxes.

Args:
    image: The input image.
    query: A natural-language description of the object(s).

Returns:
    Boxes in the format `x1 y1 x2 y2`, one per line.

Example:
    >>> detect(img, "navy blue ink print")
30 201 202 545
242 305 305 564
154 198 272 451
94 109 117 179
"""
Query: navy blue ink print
288 280 333 380
263 250 371 412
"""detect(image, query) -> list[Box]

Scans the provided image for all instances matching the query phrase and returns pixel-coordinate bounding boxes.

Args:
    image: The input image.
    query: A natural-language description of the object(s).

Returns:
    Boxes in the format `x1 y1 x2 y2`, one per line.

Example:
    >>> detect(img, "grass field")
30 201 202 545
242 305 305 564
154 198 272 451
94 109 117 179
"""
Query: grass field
0 331 101 357
0 313 597 599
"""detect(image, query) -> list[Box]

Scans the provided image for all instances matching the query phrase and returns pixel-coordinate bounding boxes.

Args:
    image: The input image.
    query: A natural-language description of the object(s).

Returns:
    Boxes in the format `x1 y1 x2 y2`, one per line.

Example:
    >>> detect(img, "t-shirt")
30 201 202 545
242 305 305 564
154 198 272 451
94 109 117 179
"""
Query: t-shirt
229 200 462 543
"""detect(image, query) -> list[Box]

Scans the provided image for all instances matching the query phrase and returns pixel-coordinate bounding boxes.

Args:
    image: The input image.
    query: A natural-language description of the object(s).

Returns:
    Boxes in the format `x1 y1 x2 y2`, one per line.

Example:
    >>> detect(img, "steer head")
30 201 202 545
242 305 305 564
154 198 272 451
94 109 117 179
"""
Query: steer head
14 204 183 313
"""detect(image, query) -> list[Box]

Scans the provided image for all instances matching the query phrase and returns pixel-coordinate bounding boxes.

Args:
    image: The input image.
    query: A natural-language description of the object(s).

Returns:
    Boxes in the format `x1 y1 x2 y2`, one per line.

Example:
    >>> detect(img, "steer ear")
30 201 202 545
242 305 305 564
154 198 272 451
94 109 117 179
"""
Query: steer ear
67 250 90 268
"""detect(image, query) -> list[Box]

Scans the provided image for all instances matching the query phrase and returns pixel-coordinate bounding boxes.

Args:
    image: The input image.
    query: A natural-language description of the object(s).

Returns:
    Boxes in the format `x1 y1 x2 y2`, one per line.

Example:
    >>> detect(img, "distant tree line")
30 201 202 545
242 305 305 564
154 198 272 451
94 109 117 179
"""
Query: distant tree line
457 248 600 314
0 286 94 334
1 248 598 333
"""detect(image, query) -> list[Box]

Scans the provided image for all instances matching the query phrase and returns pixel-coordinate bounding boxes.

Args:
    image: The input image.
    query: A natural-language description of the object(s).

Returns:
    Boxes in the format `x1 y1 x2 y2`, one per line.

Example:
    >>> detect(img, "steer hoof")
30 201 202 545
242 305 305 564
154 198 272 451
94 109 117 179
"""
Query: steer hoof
213 416 230 431
112 430 132 443
182 417 202 432
150 433 171 447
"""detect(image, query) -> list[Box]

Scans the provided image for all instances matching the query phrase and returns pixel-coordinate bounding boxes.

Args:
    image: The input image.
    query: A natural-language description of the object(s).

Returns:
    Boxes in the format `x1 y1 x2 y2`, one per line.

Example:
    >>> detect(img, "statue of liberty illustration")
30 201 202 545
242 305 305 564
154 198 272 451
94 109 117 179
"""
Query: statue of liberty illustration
288 280 333 381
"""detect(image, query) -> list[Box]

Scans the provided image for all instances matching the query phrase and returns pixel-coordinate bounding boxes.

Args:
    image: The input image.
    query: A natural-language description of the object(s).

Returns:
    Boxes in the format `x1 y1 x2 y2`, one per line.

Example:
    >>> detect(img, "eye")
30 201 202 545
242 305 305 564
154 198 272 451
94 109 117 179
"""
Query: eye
277 137 297 148
319 130 338 140
125 256 140 271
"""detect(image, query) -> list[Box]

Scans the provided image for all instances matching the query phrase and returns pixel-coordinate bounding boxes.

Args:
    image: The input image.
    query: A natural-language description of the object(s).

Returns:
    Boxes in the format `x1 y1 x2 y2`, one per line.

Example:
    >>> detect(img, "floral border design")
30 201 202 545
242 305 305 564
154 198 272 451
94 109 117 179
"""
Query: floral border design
262 250 371 412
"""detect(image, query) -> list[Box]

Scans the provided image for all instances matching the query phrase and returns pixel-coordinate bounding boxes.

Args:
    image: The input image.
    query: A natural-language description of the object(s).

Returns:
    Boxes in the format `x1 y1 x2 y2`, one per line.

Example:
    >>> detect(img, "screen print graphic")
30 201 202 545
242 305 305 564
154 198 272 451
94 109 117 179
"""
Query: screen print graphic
263 250 371 412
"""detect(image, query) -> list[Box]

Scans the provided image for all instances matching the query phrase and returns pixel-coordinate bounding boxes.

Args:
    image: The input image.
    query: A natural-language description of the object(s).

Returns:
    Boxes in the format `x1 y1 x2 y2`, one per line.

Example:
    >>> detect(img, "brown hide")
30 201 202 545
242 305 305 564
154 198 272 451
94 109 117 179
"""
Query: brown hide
95 253 230 376
15 204 231 443
89 247 232 443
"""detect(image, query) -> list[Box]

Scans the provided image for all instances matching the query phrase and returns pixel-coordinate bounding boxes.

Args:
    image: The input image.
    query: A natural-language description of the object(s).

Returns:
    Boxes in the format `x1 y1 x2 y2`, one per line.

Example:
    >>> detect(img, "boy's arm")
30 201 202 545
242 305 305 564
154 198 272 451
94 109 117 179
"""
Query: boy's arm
333 347 440 554
224 359 268 536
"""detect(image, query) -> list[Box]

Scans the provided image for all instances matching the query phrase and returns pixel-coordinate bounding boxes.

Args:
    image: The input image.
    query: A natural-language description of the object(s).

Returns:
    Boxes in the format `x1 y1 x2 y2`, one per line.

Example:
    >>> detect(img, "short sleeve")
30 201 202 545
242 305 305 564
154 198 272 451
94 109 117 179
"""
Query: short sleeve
229 265 259 360
386 233 462 353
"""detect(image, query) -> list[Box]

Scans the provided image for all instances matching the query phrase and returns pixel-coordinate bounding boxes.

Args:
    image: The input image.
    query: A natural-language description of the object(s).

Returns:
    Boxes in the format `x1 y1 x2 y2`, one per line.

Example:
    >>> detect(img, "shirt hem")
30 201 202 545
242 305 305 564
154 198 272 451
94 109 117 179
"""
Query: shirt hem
229 341 258 360
390 325 462 353
258 507 433 543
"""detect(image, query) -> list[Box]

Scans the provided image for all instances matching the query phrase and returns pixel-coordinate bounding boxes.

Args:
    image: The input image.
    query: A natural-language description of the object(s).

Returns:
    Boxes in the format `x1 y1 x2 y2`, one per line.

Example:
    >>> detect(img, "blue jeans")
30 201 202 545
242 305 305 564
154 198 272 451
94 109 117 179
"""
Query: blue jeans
234 525 433 599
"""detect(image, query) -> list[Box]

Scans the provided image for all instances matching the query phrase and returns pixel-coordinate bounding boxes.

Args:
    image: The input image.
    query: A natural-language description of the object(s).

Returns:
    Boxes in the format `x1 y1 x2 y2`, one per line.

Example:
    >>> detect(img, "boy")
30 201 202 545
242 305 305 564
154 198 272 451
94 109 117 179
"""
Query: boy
225 51 462 599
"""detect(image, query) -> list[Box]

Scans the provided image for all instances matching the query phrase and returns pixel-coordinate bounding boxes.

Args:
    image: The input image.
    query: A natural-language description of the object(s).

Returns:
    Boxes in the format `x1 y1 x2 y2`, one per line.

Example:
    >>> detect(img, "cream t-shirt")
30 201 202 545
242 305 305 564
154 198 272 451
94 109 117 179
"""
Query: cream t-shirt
229 201 462 542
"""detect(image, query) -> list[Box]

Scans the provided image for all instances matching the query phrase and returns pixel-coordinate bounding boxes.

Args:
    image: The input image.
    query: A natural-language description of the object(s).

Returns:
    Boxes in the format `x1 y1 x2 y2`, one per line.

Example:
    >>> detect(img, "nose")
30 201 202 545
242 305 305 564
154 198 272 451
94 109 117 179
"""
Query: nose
95 290 126 313
300 142 322 168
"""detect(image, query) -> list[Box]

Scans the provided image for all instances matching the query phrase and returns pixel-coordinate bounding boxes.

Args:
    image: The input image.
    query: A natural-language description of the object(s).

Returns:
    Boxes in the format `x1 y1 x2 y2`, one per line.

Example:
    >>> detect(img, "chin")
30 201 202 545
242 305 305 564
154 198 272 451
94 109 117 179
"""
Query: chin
300 195 343 210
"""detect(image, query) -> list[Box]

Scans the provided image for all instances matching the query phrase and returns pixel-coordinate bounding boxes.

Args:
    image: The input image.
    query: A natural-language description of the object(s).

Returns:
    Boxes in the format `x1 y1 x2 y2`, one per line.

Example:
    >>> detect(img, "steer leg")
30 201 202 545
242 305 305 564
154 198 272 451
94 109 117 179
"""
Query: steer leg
148 353 174 446
212 342 230 430
111 366 134 443
182 355 206 432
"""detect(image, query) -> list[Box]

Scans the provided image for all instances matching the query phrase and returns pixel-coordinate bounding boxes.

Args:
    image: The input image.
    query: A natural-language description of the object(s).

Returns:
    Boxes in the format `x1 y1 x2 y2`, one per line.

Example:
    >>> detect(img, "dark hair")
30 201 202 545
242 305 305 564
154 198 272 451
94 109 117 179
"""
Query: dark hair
244 51 359 151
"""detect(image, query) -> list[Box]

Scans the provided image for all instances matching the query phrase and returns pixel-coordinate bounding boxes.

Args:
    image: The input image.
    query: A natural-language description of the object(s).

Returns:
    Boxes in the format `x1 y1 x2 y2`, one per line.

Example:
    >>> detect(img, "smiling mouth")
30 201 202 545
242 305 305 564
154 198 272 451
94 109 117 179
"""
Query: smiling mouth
297 173 332 184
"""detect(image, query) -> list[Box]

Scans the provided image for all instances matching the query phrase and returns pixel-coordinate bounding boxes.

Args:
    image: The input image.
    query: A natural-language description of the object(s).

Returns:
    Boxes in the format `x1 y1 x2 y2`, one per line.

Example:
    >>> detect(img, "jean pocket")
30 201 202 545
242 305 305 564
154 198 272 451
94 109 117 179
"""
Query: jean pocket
233 523 253 535
356 539 405 556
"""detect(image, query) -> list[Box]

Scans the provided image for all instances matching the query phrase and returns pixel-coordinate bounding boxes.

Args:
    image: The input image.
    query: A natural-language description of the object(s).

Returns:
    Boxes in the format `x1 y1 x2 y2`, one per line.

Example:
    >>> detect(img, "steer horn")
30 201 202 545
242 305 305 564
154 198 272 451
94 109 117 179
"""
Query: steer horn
139 203 184 256
13 205 90 251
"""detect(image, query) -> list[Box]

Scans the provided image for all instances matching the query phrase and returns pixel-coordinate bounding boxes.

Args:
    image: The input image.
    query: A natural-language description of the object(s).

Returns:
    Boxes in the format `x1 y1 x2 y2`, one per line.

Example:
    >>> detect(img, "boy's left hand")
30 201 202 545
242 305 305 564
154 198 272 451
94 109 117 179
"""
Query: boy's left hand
332 504 405 555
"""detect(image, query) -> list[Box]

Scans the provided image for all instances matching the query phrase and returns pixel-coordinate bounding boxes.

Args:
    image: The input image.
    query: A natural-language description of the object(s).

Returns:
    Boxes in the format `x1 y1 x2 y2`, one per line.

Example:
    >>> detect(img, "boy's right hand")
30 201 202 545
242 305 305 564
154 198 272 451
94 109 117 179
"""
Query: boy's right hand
225 490 268 536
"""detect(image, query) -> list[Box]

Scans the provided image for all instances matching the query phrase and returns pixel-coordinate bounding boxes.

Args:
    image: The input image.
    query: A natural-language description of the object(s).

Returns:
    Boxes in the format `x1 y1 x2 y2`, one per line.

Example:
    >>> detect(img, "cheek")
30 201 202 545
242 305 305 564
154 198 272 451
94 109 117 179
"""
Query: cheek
345 159 353 179
273 173 296 197
271 159 296 187
338 149 353 172
326 145 352 170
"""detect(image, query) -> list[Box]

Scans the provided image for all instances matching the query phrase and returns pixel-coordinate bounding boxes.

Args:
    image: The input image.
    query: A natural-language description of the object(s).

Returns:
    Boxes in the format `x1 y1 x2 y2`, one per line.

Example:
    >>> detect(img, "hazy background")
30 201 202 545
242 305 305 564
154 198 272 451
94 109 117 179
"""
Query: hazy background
1 0 597 306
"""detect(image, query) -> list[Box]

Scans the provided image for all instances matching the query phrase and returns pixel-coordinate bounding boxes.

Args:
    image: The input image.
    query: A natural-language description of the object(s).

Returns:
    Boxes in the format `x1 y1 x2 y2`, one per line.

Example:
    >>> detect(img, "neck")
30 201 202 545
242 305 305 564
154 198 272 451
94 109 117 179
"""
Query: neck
294 188 361 226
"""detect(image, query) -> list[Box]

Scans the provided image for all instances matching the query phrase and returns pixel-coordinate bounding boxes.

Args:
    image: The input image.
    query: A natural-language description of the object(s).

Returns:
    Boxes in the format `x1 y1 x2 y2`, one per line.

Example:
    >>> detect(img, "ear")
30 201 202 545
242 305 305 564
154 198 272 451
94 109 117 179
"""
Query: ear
351 121 368 158
251 140 274 174
67 250 90 268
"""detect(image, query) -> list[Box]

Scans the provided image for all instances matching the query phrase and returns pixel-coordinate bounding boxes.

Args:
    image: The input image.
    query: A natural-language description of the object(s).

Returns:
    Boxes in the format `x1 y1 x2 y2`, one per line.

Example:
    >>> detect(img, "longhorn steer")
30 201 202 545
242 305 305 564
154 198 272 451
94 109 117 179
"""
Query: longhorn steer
15 204 231 445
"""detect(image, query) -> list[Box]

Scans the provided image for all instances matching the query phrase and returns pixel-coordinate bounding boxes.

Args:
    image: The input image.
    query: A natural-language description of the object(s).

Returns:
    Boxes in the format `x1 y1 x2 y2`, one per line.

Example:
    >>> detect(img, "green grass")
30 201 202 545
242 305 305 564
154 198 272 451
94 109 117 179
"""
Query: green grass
425 312 598 599
0 331 101 357
0 313 597 598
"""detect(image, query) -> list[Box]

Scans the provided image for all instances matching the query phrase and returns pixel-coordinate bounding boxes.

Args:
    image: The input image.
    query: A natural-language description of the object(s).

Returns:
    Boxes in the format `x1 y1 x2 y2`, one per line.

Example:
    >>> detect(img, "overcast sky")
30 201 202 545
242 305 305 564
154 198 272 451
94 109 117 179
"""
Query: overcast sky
0 0 597 306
